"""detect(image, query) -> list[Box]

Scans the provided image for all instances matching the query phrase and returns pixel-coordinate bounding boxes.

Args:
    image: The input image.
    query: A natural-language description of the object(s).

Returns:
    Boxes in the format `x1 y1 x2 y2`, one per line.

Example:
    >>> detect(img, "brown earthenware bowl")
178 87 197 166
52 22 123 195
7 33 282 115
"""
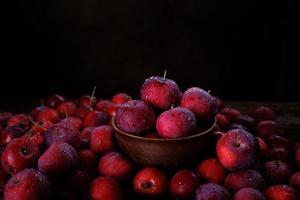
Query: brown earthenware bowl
112 117 217 167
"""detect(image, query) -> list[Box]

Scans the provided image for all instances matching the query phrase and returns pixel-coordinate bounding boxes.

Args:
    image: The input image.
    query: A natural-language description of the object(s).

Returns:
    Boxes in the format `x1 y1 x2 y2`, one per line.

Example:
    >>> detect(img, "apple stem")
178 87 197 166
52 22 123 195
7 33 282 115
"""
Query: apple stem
171 104 175 109
163 69 167 79
40 99 44 106
89 86 97 107
207 90 211 94
29 119 47 131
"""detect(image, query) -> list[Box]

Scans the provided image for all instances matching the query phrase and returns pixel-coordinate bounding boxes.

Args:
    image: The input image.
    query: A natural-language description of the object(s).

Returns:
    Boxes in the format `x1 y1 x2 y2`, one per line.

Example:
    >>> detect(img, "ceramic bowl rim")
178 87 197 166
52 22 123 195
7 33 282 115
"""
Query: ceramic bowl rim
111 116 217 142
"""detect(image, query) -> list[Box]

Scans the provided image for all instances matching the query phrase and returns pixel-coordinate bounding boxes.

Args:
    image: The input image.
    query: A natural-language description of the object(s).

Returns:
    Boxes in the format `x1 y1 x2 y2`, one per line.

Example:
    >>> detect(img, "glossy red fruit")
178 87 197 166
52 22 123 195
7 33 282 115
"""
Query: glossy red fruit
83 111 108 128
4 168 51 200
45 94 65 108
133 167 168 196
220 108 242 122
89 126 115 155
36 107 60 123
61 116 83 130
262 160 291 184
95 100 118 118
38 142 78 176
31 106 47 119
1 138 40 174
43 123 81 149
80 127 95 147
289 172 300 191
216 113 230 130
21 131 44 149
234 188 266 200
196 158 227 184
56 102 77 117
257 137 269 158
78 149 98 174
30 120 53 134
195 182 231 200
115 100 155 135
156 107 197 138
140 76 181 110
7 114 33 131
170 169 200 199
224 169 265 193
112 93 131 105
253 106 276 122
181 87 217 121
80 95 96 108
74 105 93 120
256 120 280 140
98 151 133 180
264 185 298 200
216 129 259 171
89 176 125 200
0 126 25 145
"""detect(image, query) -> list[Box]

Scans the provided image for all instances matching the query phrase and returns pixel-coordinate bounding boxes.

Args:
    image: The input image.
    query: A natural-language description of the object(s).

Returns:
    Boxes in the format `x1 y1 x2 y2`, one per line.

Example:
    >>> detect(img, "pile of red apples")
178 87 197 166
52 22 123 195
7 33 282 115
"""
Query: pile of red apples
0 75 300 200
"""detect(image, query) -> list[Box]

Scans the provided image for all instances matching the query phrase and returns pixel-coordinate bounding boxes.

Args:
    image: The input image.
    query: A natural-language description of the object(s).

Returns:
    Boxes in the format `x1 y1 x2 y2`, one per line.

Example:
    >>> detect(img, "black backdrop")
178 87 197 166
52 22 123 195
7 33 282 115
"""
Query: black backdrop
2 0 299 101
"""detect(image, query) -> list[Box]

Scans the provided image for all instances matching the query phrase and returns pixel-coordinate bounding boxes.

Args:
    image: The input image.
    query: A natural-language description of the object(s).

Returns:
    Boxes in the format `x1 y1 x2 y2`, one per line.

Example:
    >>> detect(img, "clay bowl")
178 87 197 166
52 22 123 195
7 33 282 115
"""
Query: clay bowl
112 117 217 167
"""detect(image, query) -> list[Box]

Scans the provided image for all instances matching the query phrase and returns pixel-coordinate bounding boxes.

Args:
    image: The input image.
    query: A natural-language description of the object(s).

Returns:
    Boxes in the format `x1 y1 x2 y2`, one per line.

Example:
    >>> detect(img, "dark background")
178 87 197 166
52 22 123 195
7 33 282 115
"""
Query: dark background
2 0 299 102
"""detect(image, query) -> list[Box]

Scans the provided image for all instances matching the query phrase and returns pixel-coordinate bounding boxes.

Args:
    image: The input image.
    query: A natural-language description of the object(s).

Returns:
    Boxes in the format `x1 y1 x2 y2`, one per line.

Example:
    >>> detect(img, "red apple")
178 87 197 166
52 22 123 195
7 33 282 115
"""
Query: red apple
220 108 241 122
181 87 217 121
256 120 280 140
253 106 276 122
224 169 265 193
216 129 259 170
112 93 131 105
234 188 266 200
83 111 108 128
56 102 77 117
80 95 96 108
195 182 231 200
264 185 298 200
89 176 124 200
196 158 227 184
98 151 133 180
38 142 78 176
7 114 33 131
289 172 300 191
115 100 155 135
4 168 51 200
169 169 200 199
133 167 168 196
156 107 197 138
262 160 291 184
140 76 181 110
1 138 40 174
89 125 115 155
